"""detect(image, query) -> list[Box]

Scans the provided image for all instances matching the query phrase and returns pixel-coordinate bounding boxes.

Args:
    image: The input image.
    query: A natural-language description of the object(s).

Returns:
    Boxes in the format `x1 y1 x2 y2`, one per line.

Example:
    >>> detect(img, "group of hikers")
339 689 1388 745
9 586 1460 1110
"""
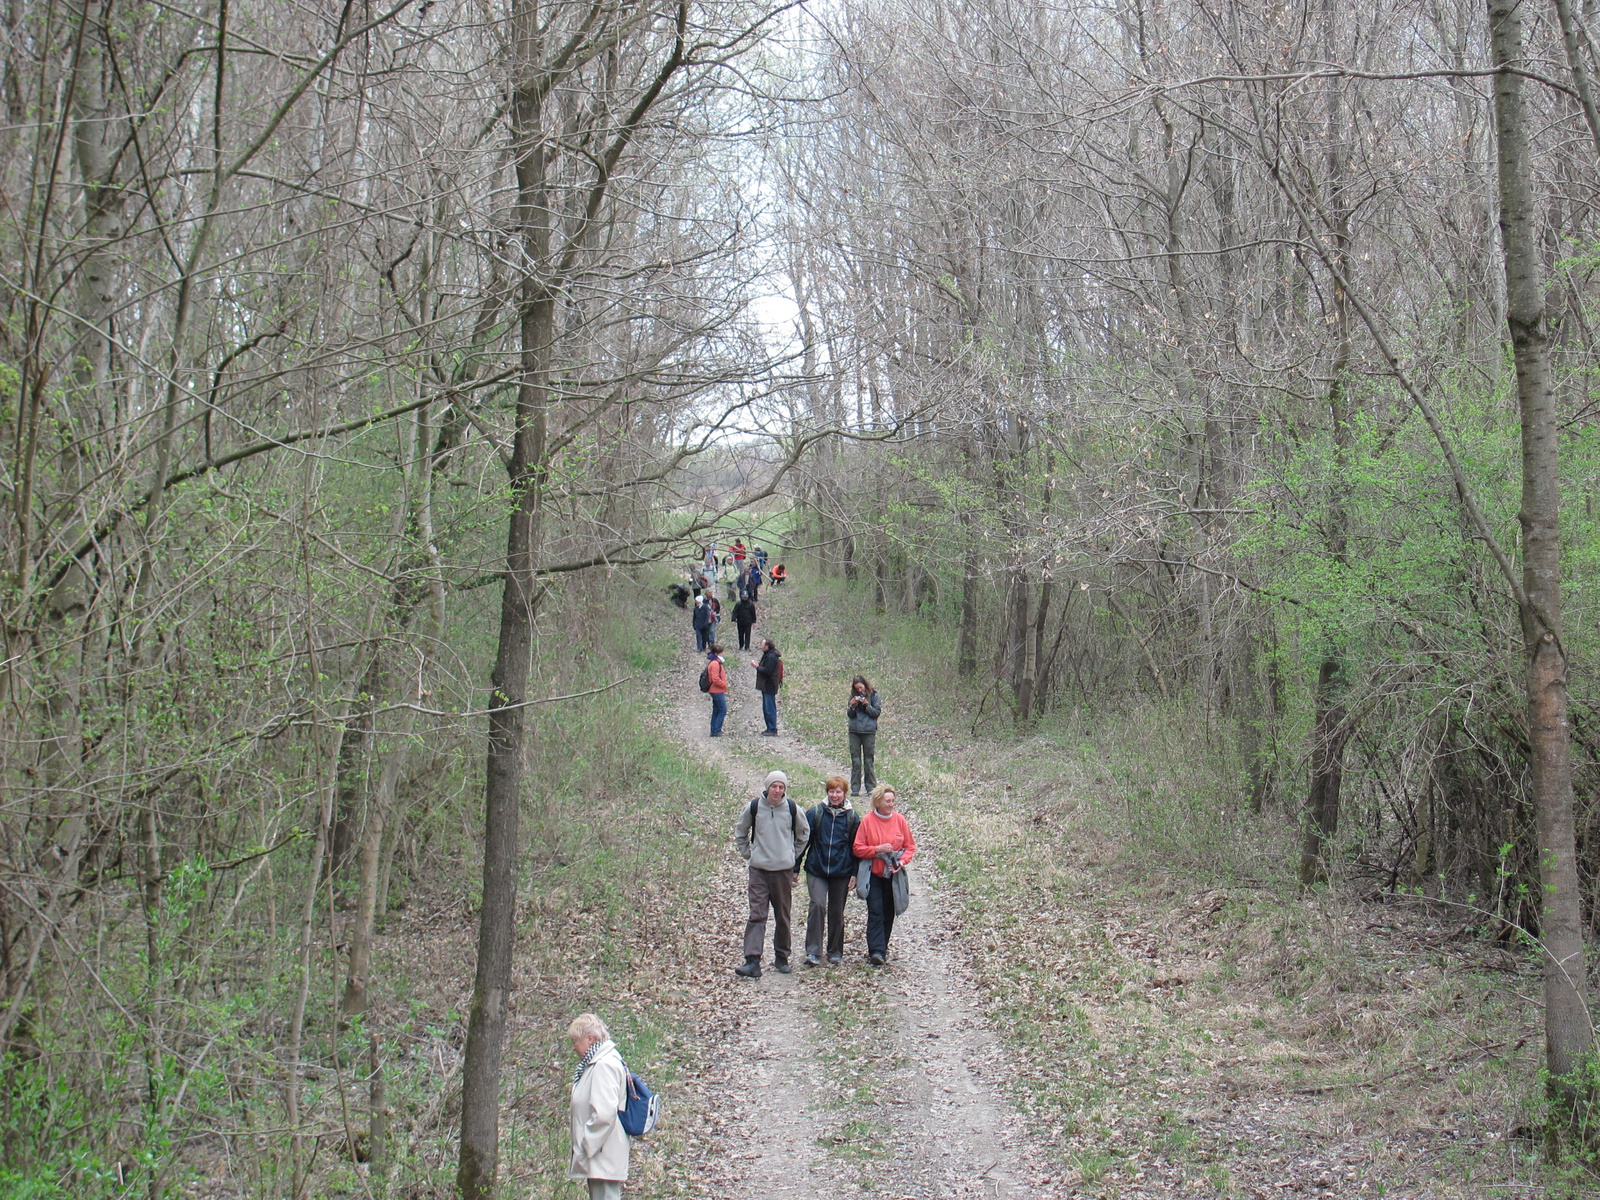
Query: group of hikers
732 768 913 976
565 542 903 1198
688 538 791 738
691 548 904 974
687 539 785 652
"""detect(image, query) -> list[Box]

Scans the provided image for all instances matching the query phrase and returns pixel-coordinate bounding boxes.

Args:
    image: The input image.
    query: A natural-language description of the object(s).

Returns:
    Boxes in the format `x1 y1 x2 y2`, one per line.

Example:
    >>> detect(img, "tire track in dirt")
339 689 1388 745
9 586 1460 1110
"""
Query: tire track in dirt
666 626 1061 1198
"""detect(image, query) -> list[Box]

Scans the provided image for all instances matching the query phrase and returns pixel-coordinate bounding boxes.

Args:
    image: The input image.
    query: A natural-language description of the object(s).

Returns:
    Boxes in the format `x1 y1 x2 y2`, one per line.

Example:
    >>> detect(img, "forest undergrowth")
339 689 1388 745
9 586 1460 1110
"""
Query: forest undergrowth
68 580 752 1200
771 570 1557 1199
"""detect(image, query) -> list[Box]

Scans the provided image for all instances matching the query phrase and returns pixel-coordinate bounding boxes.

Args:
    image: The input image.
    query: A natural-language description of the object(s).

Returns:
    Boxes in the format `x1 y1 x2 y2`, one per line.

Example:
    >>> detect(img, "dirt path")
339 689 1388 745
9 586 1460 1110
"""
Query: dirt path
667 640 1060 1199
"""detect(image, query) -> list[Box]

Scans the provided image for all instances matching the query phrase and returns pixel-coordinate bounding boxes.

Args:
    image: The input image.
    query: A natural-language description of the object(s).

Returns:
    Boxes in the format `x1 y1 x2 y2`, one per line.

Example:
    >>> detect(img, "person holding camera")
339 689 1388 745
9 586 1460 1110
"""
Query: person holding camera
846 674 881 796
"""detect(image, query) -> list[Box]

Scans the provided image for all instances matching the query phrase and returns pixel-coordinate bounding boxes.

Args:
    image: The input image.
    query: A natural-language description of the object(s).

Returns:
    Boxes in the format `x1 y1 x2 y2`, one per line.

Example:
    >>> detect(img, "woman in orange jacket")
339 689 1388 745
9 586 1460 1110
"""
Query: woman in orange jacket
706 644 729 736
852 784 916 965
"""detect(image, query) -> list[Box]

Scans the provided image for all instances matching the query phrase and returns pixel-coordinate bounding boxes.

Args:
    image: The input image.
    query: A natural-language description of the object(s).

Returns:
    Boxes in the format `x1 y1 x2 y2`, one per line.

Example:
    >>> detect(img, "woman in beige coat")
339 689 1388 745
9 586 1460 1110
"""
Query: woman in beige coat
567 1013 629 1198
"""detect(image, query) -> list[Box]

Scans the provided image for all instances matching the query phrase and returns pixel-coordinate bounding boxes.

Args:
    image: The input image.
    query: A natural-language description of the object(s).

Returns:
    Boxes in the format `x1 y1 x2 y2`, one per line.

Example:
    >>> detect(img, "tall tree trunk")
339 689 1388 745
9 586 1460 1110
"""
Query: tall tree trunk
1015 568 1038 722
1030 571 1052 711
456 21 553 1184
1299 656 1348 884
1299 6 1353 887
957 531 980 678
1489 0 1593 1118
1238 622 1277 814
456 320 545 1200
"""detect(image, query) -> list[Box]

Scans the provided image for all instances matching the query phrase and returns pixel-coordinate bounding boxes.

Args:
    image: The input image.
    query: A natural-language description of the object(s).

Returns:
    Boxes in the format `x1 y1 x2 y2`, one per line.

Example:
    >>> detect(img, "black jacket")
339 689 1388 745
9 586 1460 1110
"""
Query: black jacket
803 803 860 878
732 598 756 627
847 690 881 734
755 647 781 694
692 601 713 630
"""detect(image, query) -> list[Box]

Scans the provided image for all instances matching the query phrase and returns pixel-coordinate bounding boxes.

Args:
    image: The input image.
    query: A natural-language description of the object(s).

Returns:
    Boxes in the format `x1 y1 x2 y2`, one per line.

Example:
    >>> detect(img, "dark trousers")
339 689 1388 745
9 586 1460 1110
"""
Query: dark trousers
760 691 778 732
866 872 897 957
695 625 709 651
804 874 851 959
736 622 753 650
749 581 760 602
849 730 877 794
744 868 793 961
710 691 726 735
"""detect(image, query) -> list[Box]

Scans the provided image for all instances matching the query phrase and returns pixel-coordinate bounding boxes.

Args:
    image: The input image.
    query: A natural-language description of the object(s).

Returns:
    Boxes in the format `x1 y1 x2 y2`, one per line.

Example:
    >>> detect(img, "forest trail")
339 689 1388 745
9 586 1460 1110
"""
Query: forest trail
663 623 1061 1198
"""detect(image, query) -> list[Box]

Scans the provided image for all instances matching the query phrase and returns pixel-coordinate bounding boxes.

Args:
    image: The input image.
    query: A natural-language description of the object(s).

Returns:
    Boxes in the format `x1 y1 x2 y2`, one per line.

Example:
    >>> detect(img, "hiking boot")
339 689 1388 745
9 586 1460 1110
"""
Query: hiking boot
868 952 886 967
827 955 842 966
803 954 821 968
734 957 761 979
760 729 778 737
774 958 792 974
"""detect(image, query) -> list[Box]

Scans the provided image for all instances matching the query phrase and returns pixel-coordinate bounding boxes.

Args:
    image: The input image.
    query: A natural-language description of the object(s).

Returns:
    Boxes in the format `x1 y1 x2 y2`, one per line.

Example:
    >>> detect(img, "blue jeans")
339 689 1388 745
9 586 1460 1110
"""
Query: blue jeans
761 691 777 732
710 692 727 735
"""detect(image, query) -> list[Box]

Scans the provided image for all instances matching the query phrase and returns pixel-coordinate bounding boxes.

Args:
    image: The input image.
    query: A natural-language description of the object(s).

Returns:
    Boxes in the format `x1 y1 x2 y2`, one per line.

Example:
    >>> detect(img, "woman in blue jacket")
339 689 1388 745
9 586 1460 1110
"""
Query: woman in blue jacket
801 776 859 966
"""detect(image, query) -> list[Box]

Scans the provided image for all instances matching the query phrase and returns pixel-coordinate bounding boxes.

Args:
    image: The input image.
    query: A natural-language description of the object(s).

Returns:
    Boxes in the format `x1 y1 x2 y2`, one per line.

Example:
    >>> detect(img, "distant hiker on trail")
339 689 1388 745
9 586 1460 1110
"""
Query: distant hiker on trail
728 556 744 603
754 545 768 570
802 776 860 967
567 1013 629 1200
703 543 717 575
770 563 787 587
846 675 881 796
732 593 757 651
853 784 916 967
692 594 713 652
733 770 811 978
732 539 747 564
746 560 762 602
705 643 728 736
751 637 782 736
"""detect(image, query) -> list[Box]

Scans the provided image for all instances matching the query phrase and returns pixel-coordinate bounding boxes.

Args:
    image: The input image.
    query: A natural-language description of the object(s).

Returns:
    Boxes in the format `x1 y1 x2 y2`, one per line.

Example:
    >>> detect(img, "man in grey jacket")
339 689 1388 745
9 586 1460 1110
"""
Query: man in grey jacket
732 770 811 978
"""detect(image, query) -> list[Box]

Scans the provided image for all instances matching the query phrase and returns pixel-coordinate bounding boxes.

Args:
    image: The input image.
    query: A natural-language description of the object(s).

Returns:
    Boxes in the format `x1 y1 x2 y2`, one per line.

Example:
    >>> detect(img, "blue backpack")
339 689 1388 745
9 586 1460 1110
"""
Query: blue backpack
619 1066 660 1137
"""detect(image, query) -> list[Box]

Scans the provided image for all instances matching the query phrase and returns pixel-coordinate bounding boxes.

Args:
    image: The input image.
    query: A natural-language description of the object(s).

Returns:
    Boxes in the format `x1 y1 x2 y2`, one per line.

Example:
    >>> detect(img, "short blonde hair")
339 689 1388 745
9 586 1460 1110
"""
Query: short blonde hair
566 1013 608 1042
868 784 897 809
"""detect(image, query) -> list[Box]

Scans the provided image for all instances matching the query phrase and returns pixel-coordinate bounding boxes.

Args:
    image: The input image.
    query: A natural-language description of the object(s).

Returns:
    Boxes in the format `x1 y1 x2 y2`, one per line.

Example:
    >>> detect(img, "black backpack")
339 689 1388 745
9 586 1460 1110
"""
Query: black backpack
747 796 798 825
698 664 713 693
